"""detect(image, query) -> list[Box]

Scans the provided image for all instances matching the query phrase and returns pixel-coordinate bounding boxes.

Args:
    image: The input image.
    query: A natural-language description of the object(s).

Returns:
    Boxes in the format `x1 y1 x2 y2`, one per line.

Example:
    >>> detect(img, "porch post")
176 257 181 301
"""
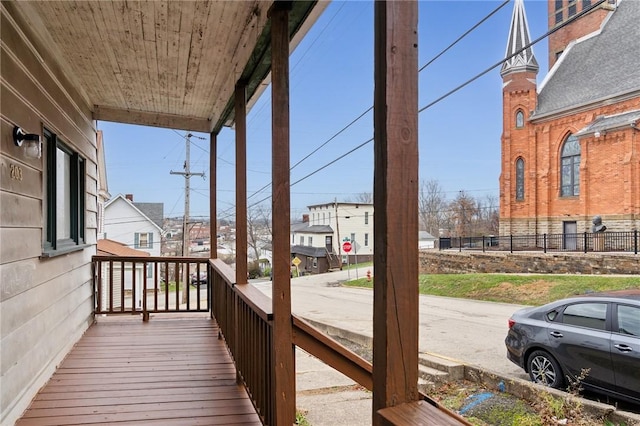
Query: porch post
235 81 248 284
210 131 217 260
271 2 295 424
372 0 419 423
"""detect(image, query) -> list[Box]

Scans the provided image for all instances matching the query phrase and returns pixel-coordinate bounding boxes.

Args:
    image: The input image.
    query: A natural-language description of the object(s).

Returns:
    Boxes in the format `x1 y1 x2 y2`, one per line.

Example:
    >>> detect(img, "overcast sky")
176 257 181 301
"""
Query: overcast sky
100 0 550 223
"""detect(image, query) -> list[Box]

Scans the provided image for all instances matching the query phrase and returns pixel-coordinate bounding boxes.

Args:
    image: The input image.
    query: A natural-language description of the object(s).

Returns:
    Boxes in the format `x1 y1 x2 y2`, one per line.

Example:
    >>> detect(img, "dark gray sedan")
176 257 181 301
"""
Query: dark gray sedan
505 289 640 405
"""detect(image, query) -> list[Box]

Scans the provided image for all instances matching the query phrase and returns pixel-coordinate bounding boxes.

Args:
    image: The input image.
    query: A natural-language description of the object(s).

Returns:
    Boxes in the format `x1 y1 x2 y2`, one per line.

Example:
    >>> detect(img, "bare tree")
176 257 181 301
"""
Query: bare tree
475 194 499 235
247 203 272 265
418 179 447 236
449 190 479 236
353 192 373 204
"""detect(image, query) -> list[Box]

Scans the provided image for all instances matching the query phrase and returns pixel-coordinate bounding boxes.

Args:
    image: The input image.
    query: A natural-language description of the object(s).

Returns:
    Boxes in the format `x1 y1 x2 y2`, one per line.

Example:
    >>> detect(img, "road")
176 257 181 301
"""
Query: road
252 267 530 381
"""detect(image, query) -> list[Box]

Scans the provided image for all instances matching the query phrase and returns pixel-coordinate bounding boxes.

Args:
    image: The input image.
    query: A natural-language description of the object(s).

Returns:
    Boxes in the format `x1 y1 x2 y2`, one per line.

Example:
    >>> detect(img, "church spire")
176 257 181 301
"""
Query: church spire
501 0 539 77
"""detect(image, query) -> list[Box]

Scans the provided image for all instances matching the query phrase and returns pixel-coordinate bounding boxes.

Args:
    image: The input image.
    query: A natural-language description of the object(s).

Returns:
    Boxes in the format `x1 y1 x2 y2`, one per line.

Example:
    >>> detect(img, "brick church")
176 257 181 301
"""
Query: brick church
499 0 639 238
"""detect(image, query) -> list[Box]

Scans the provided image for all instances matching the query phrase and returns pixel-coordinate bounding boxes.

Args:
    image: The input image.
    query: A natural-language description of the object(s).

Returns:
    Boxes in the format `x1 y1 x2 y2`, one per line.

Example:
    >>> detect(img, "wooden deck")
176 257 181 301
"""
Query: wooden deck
17 315 261 426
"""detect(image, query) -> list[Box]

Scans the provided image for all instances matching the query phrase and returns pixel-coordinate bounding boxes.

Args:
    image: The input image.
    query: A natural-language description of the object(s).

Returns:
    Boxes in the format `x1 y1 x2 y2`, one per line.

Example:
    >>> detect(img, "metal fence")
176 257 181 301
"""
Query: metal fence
439 231 639 254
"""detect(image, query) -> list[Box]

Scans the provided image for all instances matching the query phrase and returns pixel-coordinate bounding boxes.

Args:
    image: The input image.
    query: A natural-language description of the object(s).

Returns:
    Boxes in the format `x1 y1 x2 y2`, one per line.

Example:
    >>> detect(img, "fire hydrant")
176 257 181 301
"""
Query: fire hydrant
366 270 372 282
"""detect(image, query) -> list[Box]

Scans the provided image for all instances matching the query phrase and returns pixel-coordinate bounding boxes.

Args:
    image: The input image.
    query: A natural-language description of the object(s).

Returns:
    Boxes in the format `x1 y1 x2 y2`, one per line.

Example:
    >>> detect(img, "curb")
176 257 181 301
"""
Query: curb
301 316 640 426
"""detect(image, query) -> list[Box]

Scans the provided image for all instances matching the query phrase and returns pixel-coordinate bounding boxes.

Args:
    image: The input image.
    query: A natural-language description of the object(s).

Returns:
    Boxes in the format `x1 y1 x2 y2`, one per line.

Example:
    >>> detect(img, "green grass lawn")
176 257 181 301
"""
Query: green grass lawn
343 274 639 306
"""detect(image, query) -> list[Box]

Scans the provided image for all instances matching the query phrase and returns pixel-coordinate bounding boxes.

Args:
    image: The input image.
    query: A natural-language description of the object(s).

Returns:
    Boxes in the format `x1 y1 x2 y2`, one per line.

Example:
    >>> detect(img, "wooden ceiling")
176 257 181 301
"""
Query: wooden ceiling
6 1 325 133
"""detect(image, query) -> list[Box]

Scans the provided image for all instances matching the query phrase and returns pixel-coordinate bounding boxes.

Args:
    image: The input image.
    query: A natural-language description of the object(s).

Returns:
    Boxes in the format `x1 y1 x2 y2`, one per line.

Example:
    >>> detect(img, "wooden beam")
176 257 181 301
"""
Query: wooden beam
93 105 213 133
270 3 295 425
235 82 248 285
210 132 217 260
372 1 419 423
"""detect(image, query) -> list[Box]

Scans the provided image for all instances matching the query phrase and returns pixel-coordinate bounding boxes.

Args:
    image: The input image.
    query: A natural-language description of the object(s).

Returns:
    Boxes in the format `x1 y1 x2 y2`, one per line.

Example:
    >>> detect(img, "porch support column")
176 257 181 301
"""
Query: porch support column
209 131 217 260
235 81 248 284
271 2 295 424
372 0 419 423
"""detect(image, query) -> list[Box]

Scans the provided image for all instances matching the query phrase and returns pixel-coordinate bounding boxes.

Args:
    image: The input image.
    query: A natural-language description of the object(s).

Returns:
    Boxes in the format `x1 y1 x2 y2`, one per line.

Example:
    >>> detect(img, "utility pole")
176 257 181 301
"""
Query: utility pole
171 133 205 303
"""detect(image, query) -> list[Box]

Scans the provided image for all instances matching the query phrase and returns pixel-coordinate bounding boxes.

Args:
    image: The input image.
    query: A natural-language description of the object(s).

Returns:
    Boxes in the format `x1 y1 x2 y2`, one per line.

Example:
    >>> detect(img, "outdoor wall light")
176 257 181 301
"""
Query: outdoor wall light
13 126 42 159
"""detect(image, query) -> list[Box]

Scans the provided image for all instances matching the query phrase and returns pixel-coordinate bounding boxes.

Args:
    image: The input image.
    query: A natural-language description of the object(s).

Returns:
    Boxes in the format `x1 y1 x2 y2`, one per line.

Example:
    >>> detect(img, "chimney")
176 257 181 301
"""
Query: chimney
302 214 309 223
125 194 134 202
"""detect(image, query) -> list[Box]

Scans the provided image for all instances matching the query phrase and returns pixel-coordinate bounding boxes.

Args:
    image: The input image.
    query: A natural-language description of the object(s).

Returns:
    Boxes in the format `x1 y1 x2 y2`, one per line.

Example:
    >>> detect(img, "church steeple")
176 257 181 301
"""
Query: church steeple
501 0 539 77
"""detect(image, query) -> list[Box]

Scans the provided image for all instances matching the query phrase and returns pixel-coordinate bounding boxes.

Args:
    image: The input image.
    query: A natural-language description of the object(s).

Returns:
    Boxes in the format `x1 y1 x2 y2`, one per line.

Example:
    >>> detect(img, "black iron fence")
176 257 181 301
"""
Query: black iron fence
439 231 639 254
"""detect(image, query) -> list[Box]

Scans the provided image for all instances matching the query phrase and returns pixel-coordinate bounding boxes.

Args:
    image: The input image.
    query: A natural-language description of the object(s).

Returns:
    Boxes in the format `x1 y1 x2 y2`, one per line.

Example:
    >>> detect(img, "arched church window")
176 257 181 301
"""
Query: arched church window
516 158 525 200
560 134 581 196
515 110 524 128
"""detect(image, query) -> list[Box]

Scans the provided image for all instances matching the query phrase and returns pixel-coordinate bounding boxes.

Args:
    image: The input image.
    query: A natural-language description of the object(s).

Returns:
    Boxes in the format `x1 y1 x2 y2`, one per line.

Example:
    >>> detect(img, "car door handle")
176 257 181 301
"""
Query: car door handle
614 344 633 352
550 331 563 338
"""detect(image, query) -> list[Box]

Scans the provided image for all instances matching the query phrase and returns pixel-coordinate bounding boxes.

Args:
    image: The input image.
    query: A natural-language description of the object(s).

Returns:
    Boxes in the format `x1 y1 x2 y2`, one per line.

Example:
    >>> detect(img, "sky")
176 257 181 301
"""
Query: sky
100 0 550 223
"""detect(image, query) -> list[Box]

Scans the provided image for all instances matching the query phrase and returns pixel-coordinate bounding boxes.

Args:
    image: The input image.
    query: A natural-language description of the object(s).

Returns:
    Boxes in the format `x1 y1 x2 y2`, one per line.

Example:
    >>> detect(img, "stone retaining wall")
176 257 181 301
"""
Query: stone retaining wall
419 250 640 275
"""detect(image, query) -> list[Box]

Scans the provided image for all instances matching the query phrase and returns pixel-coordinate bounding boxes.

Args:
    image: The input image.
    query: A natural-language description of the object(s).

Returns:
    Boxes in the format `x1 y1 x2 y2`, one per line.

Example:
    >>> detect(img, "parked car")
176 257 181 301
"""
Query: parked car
505 289 640 405
190 272 208 286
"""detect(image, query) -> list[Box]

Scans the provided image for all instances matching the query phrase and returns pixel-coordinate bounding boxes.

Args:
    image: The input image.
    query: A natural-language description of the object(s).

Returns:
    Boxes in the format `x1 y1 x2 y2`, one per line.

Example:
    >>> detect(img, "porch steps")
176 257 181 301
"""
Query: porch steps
417 353 465 392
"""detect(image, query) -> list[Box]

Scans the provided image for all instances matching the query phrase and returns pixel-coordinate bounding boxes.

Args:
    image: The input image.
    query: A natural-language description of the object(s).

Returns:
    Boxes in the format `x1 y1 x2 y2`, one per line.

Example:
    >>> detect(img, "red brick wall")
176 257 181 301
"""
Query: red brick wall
501 99 640 234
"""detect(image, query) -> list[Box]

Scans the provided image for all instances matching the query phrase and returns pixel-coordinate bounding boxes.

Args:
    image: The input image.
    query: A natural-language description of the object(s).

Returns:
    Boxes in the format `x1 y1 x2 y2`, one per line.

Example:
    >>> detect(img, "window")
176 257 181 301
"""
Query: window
351 233 356 246
583 0 591 8
44 130 85 255
135 232 153 249
365 212 369 225
322 213 325 224
308 237 313 246
515 110 524 128
560 134 581 196
364 233 369 247
617 305 640 336
568 0 577 17
555 0 563 23
300 236 304 245
516 158 525 201
562 303 607 330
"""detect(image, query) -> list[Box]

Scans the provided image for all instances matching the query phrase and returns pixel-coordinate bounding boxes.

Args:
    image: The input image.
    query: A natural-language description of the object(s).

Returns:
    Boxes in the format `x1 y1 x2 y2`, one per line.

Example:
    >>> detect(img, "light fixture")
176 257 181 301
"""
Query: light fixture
594 131 601 138
13 126 42 159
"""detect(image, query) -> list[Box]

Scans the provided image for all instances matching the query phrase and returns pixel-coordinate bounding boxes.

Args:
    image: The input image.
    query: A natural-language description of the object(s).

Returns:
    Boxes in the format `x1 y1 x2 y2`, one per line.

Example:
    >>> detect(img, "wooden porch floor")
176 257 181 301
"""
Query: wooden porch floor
17 315 261 426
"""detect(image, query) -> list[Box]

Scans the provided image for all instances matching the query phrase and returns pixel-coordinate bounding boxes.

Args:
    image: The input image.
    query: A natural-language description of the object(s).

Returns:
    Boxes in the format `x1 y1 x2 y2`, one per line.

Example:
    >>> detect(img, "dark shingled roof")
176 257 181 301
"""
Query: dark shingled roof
290 245 328 258
533 0 640 119
575 109 640 136
133 202 164 229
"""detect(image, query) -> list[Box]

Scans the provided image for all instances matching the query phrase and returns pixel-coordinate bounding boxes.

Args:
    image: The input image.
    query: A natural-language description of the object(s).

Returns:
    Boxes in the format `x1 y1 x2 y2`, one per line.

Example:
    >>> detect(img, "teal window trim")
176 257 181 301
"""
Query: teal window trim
42 129 87 257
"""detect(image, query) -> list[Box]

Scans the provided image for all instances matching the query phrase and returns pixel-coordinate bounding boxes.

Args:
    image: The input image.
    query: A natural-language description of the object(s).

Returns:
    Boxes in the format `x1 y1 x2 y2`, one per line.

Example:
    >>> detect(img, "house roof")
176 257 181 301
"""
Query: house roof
307 202 373 209
533 0 640 119
4 1 327 133
97 239 150 257
133 202 164 229
419 231 437 241
302 225 334 234
291 245 328 258
291 222 310 232
105 194 164 233
575 109 640 137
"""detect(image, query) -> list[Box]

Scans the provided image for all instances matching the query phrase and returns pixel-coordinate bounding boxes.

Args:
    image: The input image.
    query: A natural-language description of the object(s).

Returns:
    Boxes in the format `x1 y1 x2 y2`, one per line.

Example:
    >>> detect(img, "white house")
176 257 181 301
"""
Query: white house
290 202 374 274
418 231 437 249
103 194 164 304
103 194 164 257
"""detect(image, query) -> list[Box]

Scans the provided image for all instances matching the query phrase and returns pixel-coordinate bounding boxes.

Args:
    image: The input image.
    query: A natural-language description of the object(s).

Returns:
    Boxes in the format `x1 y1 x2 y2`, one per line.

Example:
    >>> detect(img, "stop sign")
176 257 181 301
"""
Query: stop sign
342 241 352 253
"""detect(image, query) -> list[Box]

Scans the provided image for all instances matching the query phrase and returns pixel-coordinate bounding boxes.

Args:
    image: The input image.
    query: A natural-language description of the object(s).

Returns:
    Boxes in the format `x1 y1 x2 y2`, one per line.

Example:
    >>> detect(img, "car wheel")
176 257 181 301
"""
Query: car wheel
527 350 565 389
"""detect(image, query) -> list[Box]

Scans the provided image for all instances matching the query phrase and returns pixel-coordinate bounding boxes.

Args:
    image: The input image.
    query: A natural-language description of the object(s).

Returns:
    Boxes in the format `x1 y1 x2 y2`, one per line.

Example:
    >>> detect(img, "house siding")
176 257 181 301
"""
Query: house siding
103 198 162 257
0 5 97 424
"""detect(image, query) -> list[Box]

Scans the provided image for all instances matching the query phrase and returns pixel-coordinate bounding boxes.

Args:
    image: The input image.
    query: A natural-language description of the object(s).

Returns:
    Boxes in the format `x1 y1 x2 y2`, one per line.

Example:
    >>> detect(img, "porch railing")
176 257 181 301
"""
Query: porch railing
92 256 467 425
92 256 211 316
439 230 639 254
209 259 468 426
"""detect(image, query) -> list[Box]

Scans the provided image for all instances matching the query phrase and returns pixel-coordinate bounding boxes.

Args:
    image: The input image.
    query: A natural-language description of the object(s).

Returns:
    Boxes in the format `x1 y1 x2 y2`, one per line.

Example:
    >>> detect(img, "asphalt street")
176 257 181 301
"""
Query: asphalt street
252 267 530 381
